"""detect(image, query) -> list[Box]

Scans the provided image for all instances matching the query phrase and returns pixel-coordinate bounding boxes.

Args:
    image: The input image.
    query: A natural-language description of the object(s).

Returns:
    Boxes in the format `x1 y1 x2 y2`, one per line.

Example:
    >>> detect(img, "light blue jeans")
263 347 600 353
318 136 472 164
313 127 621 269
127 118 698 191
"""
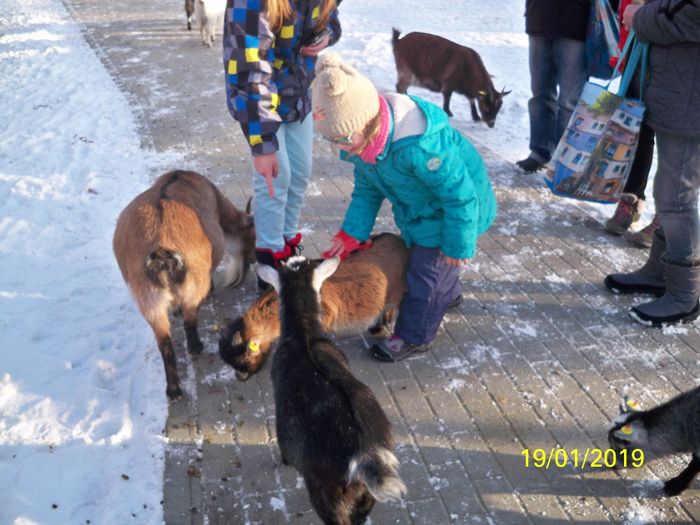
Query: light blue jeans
252 116 313 252
653 132 700 264
527 36 587 164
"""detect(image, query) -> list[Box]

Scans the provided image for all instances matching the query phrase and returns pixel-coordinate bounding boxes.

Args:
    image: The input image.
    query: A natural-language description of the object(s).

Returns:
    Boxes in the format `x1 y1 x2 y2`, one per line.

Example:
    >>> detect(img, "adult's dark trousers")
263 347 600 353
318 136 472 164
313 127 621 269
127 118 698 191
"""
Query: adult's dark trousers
622 71 656 200
526 35 587 165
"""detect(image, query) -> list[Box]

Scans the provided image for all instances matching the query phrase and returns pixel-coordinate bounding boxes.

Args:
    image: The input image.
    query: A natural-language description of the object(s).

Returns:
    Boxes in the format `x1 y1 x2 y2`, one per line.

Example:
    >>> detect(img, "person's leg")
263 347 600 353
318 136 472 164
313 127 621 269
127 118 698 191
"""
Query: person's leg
623 120 655 200
281 115 314 242
371 246 461 362
552 37 587 146
653 133 700 264
617 121 658 244
252 127 291 254
524 35 557 166
630 132 700 325
252 125 293 291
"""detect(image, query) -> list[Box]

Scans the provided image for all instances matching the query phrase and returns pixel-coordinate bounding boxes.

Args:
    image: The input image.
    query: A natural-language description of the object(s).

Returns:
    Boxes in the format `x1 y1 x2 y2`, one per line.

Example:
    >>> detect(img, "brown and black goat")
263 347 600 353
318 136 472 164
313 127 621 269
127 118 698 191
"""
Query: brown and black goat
258 256 406 524
113 170 255 399
219 233 409 380
392 28 510 127
185 0 194 30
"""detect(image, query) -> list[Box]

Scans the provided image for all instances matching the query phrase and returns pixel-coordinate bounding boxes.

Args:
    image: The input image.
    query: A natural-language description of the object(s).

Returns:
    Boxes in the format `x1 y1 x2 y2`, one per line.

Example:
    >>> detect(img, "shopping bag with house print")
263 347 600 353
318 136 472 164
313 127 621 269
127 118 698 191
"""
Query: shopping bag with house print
544 35 649 204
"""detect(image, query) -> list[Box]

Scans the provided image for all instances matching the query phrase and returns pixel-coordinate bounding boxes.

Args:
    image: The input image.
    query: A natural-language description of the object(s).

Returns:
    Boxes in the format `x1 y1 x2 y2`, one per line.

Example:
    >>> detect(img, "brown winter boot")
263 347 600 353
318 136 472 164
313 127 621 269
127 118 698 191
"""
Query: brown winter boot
628 215 661 249
605 193 643 235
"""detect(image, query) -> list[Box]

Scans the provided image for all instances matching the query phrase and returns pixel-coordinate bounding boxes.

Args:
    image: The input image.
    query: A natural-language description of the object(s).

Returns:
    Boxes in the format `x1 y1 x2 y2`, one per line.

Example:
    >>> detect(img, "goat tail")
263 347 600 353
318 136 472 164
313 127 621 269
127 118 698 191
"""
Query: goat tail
144 247 187 288
391 27 401 46
348 446 406 502
308 340 406 501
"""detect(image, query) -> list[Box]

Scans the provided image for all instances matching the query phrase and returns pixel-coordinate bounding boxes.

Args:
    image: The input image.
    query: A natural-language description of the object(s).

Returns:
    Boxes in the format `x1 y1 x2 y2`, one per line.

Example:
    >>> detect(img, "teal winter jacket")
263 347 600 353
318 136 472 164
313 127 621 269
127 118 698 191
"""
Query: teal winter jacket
340 96 496 260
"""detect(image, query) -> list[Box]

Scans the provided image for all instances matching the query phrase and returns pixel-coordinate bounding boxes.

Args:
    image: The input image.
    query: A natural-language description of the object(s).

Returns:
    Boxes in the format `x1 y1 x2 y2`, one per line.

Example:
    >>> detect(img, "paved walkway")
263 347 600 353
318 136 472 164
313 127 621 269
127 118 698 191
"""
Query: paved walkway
63 1 700 523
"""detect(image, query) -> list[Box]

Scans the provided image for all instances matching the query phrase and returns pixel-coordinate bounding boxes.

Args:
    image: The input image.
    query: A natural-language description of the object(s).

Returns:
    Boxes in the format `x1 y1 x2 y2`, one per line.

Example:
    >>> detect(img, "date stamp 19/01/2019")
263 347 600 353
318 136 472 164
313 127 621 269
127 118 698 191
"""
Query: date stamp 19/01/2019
522 447 645 470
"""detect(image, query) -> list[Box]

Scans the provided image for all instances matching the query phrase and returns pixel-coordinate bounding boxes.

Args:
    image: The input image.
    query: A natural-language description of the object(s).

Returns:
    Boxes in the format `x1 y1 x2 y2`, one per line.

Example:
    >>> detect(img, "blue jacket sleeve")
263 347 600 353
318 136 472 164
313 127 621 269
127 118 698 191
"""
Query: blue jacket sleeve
340 167 385 242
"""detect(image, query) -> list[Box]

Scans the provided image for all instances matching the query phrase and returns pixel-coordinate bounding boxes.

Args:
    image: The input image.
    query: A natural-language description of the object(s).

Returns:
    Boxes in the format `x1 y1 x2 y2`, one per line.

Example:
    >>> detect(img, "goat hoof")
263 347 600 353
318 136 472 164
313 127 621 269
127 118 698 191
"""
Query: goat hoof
167 386 183 400
368 325 391 338
235 370 250 382
188 340 204 354
663 481 685 497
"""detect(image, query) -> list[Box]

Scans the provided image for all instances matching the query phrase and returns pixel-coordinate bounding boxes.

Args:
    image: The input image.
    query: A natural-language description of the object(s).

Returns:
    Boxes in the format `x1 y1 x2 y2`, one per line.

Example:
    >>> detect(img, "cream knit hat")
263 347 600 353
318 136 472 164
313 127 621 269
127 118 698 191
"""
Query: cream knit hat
311 53 380 138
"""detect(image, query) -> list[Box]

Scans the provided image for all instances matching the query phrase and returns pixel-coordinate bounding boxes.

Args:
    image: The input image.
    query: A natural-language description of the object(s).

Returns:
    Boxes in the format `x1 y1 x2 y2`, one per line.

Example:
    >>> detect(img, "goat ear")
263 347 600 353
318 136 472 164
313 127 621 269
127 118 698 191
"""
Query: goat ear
312 256 340 292
245 196 253 215
500 87 512 97
257 264 280 293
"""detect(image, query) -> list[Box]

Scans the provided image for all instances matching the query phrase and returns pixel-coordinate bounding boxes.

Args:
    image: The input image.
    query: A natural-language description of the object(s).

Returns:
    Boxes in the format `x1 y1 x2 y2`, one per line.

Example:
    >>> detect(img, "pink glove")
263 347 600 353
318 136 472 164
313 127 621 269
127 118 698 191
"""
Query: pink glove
321 230 372 261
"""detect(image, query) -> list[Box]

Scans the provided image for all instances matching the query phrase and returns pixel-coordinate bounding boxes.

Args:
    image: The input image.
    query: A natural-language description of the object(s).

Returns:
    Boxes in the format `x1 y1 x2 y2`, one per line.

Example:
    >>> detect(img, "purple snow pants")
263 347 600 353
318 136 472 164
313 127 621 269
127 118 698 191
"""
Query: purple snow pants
394 245 462 346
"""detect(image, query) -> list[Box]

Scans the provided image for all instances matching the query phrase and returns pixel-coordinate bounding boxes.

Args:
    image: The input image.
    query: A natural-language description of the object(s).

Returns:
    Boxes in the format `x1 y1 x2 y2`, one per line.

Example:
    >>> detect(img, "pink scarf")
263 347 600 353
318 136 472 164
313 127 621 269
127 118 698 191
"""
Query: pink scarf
359 95 390 164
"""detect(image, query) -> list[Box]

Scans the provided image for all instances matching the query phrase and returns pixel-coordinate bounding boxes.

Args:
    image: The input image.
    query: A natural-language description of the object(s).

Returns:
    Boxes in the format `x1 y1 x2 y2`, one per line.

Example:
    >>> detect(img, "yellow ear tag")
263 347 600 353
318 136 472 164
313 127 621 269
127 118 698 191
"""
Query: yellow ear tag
626 399 640 410
248 341 260 354
621 425 633 435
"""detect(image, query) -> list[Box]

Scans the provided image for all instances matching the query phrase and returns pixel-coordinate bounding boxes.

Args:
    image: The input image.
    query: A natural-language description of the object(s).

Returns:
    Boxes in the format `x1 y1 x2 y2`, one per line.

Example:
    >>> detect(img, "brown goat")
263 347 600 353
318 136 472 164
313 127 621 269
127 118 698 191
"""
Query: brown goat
113 170 255 399
219 233 409 380
392 28 510 127
185 0 194 30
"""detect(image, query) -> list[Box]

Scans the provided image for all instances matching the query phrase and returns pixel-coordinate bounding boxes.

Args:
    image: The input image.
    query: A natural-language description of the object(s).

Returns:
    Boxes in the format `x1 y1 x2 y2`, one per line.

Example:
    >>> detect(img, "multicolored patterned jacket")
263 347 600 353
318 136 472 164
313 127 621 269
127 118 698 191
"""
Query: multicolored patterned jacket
224 0 341 156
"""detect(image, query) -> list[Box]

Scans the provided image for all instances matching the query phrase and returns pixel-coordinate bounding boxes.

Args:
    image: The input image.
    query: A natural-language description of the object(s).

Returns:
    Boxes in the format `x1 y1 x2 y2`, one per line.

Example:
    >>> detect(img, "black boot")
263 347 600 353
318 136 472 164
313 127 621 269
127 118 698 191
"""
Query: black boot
255 249 276 294
630 261 700 327
604 230 666 296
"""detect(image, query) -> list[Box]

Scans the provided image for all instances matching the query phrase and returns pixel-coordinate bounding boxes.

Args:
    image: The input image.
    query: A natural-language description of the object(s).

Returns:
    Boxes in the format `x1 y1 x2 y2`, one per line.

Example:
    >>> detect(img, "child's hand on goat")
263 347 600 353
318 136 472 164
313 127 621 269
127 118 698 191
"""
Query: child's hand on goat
322 230 371 260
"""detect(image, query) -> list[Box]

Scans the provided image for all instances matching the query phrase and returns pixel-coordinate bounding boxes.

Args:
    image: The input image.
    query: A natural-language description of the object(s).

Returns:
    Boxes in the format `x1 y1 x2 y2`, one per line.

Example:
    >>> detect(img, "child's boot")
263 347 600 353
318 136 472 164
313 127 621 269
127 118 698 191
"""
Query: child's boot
604 230 666 296
628 214 661 249
630 261 700 327
284 232 304 257
605 193 643 235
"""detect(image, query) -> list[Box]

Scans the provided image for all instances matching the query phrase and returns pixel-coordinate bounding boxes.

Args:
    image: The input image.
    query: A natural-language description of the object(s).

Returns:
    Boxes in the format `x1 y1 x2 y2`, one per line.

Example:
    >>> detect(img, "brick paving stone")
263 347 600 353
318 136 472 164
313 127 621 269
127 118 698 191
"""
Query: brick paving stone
61 0 700 522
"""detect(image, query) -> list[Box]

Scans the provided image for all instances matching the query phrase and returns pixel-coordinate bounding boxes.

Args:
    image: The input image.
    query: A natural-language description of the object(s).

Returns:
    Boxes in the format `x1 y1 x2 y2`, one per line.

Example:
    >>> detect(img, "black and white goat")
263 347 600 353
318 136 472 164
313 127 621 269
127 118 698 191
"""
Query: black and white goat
257 257 406 524
609 389 700 496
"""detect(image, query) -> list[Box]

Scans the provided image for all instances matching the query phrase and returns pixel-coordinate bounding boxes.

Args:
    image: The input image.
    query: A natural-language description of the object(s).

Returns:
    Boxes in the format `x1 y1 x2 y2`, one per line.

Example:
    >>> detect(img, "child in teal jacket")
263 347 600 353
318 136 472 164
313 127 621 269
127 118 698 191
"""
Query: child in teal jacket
311 53 497 361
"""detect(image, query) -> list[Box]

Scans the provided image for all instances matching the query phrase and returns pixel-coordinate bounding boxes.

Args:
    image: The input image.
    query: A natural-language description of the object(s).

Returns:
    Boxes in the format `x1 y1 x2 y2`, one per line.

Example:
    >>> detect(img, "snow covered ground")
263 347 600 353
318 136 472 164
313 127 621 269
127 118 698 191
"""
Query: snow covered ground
0 0 660 524
0 0 181 523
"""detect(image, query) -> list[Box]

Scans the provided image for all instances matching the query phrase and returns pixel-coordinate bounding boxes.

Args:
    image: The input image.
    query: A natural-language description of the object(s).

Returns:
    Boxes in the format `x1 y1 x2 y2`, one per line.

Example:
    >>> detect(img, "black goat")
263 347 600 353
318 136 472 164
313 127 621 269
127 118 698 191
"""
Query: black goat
258 257 406 524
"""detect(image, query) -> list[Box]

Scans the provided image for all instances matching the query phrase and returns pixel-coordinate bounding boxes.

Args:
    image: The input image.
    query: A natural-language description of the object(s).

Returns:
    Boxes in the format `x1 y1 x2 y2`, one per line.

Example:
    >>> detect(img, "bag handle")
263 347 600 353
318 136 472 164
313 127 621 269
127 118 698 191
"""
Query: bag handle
618 37 648 98
605 30 636 89
605 30 649 100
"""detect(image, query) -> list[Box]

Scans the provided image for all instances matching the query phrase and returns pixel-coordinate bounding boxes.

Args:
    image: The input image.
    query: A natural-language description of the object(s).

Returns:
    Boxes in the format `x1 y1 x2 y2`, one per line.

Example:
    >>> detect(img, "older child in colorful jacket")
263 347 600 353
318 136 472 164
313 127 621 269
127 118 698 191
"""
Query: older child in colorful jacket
311 53 497 362
224 0 340 290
